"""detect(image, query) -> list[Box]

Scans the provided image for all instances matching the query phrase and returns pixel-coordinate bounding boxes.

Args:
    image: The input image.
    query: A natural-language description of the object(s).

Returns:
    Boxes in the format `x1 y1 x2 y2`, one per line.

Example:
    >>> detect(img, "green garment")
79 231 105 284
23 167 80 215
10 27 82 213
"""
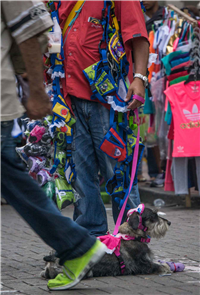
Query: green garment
169 75 189 86
161 51 184 76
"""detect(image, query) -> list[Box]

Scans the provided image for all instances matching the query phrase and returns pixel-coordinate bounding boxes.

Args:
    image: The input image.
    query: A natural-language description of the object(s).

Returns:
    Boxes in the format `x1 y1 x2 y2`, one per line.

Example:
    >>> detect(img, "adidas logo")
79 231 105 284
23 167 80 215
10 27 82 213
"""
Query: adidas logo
183 104 200 122
177 146 184 152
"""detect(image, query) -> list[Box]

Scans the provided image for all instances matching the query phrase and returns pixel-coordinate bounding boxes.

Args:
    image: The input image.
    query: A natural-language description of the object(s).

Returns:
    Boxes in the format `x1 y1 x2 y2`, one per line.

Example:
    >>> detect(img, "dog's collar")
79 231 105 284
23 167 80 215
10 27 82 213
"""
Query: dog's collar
138 215 148 232
115 233 151 243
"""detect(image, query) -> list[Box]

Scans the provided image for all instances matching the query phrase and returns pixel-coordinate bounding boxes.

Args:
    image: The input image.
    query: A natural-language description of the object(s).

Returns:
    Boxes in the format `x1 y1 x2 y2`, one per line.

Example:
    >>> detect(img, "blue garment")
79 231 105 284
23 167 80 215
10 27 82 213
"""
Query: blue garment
170 51 190 62
170 56 190 68
161 51 183 75
143 87 155 115
71 97 141 235
1 120 95 265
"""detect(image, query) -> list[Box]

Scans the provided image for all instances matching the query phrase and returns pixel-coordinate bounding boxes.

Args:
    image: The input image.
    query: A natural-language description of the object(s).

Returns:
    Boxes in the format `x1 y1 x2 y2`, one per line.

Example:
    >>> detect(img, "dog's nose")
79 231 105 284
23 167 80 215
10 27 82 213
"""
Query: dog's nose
167 221 171 226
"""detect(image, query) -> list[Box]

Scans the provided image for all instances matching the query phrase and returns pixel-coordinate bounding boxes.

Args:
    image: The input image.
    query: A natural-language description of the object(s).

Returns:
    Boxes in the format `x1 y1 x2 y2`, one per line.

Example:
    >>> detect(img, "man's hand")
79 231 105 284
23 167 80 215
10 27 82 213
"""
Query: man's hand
26 89 52 120
125 78 145 110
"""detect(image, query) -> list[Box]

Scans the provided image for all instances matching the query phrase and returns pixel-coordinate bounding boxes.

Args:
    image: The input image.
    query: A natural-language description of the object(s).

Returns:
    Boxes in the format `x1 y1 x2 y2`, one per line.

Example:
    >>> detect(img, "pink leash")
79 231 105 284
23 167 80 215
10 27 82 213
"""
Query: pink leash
113 101 141 236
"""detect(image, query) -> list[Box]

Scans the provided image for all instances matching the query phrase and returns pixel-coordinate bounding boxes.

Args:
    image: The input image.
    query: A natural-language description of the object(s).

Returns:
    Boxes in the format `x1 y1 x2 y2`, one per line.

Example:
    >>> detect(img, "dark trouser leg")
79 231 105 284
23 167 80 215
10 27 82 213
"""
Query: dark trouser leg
71 98 108 236
1 120 95 265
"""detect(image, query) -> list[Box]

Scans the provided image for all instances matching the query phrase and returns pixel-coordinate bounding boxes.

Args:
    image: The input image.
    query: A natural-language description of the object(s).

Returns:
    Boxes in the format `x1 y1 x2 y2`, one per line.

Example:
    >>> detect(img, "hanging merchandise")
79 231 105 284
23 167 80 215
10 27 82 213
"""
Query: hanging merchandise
54 0 144 214
15 1 76 210
167 16 200 196
82 1 145 211
164 26 200 159
143 4 200 196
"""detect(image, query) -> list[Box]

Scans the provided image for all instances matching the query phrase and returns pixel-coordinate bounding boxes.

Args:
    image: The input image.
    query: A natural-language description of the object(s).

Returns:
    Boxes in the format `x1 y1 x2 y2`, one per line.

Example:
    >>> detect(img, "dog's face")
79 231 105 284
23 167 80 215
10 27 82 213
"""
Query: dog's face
129 208 171 239
119 207 171 239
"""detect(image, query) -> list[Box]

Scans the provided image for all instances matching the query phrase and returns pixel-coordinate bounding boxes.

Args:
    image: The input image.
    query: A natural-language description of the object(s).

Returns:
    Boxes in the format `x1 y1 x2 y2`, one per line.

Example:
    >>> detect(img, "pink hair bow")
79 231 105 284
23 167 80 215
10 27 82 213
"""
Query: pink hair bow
127 203 145 220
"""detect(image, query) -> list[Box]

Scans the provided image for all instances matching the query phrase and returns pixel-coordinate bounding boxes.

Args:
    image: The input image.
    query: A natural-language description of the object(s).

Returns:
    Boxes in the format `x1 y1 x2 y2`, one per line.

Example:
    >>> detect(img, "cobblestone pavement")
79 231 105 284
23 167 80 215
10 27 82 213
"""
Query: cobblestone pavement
1 203 200 295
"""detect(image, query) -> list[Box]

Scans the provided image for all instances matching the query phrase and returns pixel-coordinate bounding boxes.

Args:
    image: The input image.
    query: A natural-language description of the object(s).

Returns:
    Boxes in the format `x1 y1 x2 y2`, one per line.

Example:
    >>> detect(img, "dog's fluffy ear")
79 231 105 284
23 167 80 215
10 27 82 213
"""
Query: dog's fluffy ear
128 213 139 230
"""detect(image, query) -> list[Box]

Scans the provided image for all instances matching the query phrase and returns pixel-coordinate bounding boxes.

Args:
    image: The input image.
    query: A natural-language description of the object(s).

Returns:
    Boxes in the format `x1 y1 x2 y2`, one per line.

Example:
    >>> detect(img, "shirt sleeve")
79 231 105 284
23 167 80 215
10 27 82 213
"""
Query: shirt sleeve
115 1 148 49
1 1 53 44
164 86 175 108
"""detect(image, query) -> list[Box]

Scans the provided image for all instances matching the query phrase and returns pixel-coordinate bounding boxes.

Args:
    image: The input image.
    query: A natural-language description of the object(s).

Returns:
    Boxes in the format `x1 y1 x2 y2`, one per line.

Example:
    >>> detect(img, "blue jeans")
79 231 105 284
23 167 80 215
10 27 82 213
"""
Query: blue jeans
1 120 96 265
71 97 141 236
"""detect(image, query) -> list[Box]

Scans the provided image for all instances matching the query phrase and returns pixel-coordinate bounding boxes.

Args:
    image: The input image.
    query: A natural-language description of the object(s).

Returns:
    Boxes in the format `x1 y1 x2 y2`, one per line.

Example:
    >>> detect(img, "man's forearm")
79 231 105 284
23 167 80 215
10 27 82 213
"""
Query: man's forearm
125 37 149 108
18 36 52 119
19 36 45 94
132 37 149 76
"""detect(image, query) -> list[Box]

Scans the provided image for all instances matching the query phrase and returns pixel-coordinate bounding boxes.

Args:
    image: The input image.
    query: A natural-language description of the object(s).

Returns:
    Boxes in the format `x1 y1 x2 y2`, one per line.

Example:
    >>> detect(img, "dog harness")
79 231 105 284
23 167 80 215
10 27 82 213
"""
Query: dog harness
99 204 151 275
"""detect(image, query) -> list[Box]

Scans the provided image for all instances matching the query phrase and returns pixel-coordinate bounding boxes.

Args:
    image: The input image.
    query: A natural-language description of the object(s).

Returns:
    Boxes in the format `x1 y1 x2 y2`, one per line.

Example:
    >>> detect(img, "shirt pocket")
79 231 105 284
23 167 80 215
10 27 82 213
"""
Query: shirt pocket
80 21 103 51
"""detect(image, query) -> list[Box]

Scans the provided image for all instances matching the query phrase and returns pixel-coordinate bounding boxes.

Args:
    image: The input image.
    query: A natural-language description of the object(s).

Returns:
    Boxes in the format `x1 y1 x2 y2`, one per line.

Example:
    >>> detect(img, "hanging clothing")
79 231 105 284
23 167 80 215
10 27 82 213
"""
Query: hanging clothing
170 51 190 62
162 21 176 56
169 75 189 86
171 157 200 195
165 81 200 157
170 56 190 68
170 60 191 72
164 139 174 192
162 51 185 75
176 41 192 53
170 66 189 75
148 30 156 83
167 71 188 82
151 77 169 161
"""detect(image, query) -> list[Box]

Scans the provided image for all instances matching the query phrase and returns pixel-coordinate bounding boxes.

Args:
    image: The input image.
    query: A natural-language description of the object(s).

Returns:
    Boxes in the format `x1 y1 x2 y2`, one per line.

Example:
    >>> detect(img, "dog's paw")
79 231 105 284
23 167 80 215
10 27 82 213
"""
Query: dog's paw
40 270 47 279
40 263 60 279
158 261 172 274
86 270 94 278
162 263 172 274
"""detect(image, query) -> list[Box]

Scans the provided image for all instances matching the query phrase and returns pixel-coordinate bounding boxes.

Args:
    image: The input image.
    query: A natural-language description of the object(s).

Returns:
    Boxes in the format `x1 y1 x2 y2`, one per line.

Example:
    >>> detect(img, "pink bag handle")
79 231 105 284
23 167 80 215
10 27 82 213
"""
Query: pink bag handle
113 100 140 236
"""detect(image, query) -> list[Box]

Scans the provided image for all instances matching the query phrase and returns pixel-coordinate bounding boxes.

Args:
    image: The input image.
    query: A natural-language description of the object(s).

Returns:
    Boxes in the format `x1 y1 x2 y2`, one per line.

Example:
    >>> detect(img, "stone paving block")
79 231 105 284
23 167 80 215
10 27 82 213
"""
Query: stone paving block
171 274 199 283
156 286 193 295
48 290 83 295
3 272 35 280
21 278 48 287
186 272 200 279
1 274 20 281
78 282 112 294
176 284 200 293
96 277 132 291
2 281 38 293
12 286 49 295
118 275 164 287
0 285 16 291
80 279 146 294
107 275 152 291
151 275 196 287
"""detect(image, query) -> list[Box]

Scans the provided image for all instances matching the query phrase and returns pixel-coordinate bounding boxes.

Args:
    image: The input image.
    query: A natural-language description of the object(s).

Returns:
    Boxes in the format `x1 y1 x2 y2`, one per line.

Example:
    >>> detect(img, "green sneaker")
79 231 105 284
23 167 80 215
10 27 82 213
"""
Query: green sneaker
47 240 106 290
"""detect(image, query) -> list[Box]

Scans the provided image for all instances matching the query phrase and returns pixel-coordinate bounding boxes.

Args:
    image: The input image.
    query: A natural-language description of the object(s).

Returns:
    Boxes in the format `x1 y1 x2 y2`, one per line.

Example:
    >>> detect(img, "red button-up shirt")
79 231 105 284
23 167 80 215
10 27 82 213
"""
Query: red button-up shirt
58 1 148 106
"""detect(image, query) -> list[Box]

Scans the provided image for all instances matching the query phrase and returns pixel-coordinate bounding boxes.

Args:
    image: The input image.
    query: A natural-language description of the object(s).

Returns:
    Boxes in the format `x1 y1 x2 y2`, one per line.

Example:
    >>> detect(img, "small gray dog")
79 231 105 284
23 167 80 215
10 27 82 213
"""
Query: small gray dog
41 206 171 279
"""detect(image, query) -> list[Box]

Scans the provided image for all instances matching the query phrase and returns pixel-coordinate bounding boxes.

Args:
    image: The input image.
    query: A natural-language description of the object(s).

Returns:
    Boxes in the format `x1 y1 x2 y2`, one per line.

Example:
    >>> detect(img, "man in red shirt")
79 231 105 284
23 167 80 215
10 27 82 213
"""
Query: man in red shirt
58 1 149 236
